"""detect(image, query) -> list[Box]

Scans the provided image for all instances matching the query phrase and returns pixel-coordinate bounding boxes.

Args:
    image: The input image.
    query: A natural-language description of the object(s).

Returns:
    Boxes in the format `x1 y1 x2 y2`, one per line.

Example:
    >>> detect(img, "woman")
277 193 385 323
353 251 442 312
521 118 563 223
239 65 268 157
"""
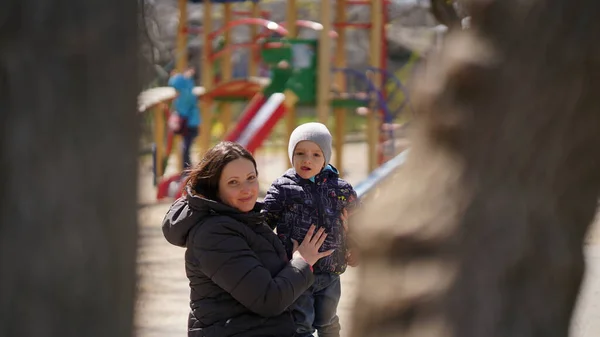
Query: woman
162 141 333 337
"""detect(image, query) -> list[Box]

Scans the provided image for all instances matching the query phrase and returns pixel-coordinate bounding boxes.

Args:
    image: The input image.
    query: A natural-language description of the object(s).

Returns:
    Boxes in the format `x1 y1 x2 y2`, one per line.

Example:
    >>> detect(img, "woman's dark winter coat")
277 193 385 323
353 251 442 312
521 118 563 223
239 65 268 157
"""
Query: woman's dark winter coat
162 189 314 337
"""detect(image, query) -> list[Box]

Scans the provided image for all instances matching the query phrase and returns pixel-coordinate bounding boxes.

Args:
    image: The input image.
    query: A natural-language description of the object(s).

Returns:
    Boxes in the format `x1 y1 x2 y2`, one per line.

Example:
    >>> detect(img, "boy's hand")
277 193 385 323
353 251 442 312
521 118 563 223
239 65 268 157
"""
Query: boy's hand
341 209 349 232
346 249 359 267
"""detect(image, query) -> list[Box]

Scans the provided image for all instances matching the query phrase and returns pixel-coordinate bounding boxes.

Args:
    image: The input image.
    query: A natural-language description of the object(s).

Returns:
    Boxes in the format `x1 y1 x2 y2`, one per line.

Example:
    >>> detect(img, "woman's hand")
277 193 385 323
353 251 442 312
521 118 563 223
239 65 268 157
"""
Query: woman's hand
292 225 334 266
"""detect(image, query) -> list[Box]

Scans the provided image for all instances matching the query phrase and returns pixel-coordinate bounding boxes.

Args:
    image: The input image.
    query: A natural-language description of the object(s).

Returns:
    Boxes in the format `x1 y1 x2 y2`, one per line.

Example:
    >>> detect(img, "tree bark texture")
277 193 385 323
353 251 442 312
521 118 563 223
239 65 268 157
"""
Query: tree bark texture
0 1 139 336
351 0 600 336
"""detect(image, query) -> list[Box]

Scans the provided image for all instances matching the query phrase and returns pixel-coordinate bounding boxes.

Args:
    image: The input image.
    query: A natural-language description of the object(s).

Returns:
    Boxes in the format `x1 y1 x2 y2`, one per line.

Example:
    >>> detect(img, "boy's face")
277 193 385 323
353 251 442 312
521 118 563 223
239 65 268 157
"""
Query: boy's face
292 141 326 179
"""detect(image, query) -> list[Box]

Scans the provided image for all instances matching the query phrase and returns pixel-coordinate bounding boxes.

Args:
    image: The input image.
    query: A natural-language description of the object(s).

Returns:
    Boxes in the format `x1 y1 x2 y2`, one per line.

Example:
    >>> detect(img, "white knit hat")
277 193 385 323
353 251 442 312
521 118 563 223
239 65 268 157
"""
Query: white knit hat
288 122 332 167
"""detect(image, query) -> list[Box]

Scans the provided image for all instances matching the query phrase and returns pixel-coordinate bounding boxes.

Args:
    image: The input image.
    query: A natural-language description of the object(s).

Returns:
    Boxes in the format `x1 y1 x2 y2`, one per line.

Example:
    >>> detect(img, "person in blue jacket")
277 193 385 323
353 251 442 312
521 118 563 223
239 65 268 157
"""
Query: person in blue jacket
168 66 201 169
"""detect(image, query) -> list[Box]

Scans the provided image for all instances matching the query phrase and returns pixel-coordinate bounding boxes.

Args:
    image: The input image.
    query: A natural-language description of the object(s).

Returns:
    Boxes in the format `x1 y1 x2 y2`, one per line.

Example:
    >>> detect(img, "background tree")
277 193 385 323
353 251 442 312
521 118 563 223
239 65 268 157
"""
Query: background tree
351 0 600 336
0 1 140 336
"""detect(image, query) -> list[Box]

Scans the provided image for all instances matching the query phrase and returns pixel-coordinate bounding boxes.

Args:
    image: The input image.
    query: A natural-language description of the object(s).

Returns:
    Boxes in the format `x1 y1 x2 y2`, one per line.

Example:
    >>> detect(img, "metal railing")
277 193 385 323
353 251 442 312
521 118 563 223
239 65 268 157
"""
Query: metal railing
355 149 410 199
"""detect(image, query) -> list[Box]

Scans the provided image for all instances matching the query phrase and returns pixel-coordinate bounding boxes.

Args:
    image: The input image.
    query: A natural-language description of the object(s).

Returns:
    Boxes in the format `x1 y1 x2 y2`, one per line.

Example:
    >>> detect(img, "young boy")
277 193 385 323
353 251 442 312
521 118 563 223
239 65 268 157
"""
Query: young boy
262 122 359 337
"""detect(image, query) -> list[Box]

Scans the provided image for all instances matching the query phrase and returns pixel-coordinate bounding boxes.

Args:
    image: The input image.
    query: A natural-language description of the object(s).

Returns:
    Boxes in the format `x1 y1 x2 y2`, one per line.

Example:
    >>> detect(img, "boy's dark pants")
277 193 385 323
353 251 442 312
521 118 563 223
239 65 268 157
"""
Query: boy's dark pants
292 273 341 337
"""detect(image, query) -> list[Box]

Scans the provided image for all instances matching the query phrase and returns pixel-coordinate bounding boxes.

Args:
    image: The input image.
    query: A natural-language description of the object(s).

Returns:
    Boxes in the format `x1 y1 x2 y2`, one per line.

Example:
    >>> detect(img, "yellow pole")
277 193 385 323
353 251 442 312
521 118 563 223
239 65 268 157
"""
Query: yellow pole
199 1 213 155
368 0 383 172
175 0 188 72
154 104 165 181
334 0 346 175
175 0 188 172
220 3 233 136
317 0 331 124
249 1 260 77
286 1 298 38
284 0 298 168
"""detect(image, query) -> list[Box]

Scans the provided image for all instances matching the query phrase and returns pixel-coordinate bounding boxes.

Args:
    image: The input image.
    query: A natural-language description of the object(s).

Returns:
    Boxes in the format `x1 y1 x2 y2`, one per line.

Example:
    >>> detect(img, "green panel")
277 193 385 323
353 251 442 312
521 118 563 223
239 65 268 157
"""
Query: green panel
260 38 293 95
260 39 292 66
263 67 293 96
286 40 318 103
331 99 370 109
260 38 319 103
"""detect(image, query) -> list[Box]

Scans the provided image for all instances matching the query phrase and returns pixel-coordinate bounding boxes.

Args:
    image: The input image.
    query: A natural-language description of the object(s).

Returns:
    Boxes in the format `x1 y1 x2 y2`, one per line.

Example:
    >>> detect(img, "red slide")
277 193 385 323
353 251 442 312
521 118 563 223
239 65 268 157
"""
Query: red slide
224 92 287 153
156 93 286 200
224 93 266 145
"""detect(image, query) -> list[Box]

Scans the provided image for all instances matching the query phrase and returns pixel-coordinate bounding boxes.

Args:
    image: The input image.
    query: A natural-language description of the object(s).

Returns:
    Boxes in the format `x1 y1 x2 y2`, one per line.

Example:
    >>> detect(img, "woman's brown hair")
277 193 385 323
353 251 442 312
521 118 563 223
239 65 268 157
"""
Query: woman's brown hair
185 141 258 201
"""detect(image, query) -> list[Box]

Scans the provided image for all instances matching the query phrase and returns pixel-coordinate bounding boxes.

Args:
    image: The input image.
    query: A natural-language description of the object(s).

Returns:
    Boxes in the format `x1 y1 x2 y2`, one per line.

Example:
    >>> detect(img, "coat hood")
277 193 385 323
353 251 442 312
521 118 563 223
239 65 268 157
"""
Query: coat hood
162 186 264 247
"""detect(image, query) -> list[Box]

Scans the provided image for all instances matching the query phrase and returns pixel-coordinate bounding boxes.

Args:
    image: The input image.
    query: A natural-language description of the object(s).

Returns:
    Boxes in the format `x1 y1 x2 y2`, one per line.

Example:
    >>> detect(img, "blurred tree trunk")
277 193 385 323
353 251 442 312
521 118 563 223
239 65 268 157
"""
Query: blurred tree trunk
352 0 600 336
0 1 139 337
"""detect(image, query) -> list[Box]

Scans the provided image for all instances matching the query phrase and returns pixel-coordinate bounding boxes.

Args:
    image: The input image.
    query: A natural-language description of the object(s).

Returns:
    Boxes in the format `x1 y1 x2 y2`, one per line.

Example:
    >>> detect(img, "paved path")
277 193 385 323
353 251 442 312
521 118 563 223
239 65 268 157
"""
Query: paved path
135 143 600 337
571 244 600 336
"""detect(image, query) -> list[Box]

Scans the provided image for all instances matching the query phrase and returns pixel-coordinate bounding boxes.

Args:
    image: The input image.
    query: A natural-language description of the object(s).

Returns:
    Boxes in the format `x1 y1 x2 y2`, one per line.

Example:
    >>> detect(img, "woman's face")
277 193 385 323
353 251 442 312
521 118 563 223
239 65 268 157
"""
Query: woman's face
218 158 259 212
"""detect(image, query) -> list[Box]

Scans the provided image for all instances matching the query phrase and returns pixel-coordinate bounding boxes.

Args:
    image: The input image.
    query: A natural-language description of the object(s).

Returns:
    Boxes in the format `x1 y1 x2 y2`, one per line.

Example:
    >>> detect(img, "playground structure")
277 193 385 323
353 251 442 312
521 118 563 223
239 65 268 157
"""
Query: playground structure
137 0 413 200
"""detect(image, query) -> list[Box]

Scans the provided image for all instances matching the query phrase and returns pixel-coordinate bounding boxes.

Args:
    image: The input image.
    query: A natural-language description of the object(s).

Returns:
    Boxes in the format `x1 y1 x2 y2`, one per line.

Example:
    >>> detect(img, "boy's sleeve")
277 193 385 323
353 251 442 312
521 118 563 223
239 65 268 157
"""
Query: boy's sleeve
261 182 284 230
345 183 360 213
344 184 362 250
